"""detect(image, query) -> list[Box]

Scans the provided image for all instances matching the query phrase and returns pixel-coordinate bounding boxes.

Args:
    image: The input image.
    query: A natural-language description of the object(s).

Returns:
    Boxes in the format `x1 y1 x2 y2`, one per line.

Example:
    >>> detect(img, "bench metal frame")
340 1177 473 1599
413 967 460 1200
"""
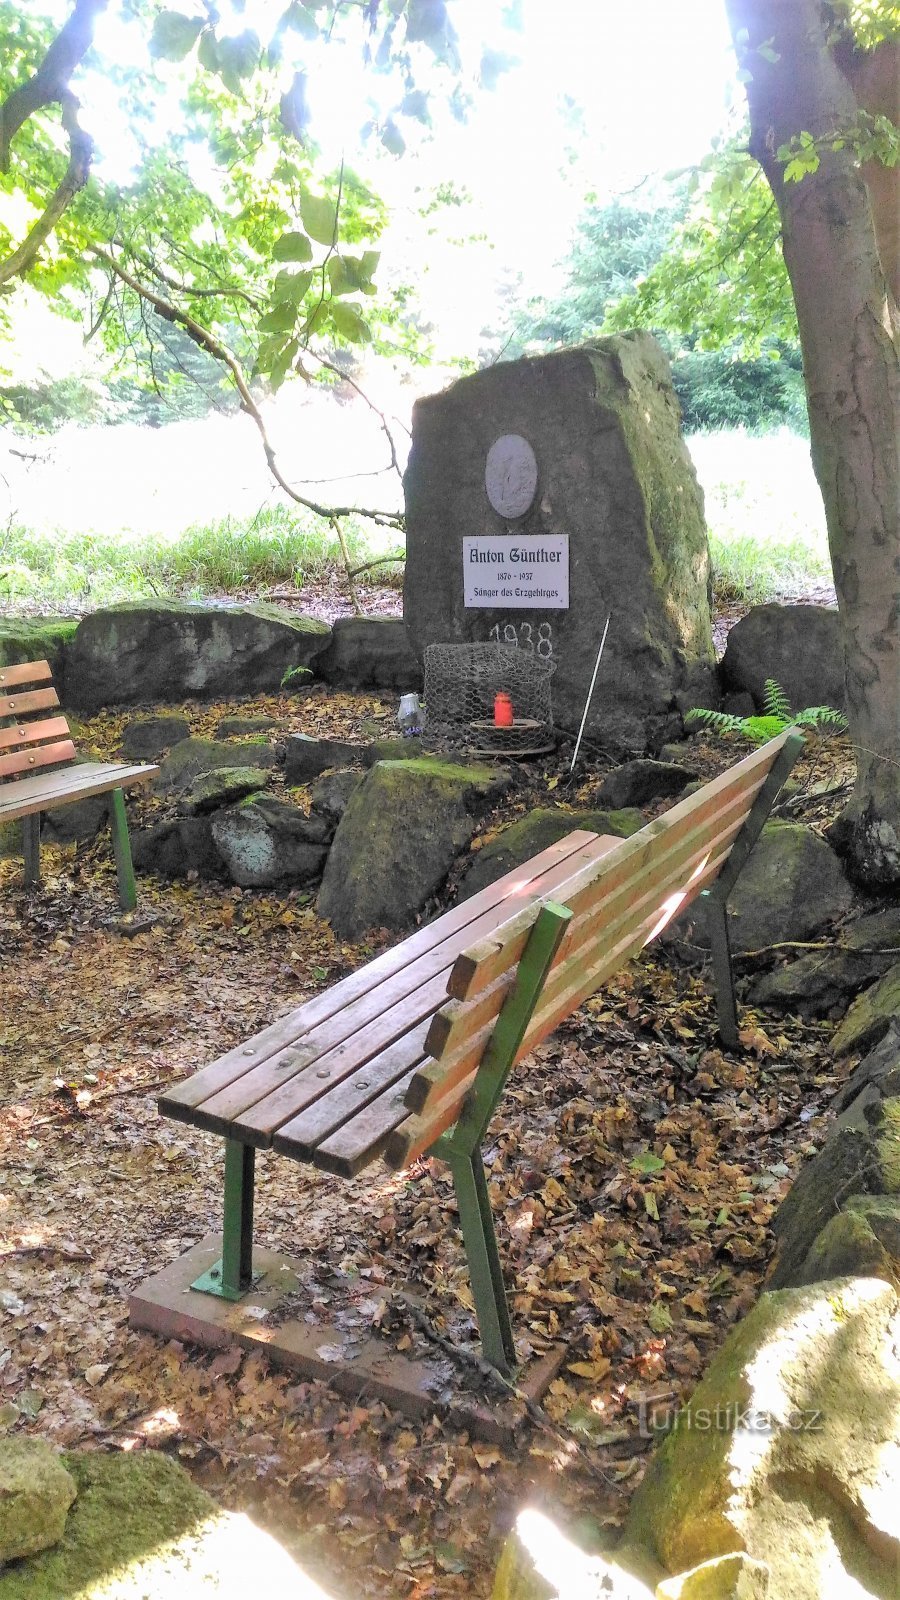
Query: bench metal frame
193 731 804 1375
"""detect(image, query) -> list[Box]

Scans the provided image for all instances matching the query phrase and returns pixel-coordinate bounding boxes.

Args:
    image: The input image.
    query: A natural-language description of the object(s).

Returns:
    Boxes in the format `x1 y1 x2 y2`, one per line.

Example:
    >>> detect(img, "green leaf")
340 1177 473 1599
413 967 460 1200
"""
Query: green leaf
359 250 380 284
329 302 371 343
643 1191 660 1221
259 302 298 333
327 256 359 295
216 29 260 90
300 192 336 246
150 11 204 61
630 1150 666 1176
381 118 406 157
406 0 448 45
197 27 220 71
273 268 313 304
648 1303 673 1334
401 89 430 122
283 0 320 39
273 231 313 262
269 337 299 391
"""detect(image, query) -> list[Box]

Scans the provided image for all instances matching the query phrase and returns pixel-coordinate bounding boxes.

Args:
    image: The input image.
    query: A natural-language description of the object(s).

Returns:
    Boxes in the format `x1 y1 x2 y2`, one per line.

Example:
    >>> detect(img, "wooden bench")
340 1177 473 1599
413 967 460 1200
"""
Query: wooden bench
0 659 157 909
159 731 803 1374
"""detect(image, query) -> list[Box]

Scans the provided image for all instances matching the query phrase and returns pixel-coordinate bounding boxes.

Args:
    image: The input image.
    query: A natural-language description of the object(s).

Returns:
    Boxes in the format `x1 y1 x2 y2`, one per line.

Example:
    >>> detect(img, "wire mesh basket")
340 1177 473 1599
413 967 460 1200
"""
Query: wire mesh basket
423 642 556 758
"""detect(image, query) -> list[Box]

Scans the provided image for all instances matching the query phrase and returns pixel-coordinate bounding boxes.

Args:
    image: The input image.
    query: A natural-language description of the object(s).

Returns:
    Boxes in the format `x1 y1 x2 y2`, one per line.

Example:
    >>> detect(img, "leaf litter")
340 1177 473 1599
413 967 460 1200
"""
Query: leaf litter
0 696 858 1597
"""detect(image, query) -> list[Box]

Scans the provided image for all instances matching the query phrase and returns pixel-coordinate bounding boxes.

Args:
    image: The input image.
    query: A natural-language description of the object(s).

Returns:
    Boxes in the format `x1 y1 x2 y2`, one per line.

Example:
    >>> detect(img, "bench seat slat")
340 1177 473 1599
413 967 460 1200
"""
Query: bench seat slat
272 1023 432 1160
0 761 156 820
313 1067 426 1176
158 831 612 1126
0 687 59 718
0 739 77 780
0 660 53 689
0 715 71 752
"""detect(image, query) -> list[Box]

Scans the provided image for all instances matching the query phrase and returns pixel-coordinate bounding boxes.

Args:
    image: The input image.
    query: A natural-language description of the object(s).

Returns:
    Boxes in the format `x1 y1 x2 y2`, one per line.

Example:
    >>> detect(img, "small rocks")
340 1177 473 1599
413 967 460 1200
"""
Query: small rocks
121 715 191 760
0 1437 77 1563
178 766 270 815
594 759 696 810
211 795 328 888
154 737 276 796
215 715 278 738
284 734 362 784
310 769 363 825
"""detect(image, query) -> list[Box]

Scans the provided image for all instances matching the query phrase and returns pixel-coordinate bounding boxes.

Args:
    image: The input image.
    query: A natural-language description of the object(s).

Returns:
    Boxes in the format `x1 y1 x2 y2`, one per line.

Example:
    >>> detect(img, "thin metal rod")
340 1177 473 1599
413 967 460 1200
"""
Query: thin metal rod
570 614 611 772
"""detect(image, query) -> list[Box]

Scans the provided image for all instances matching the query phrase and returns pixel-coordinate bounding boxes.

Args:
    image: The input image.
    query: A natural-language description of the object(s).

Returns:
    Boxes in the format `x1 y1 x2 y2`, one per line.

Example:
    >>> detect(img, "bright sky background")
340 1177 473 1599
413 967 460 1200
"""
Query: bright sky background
12 0 741 371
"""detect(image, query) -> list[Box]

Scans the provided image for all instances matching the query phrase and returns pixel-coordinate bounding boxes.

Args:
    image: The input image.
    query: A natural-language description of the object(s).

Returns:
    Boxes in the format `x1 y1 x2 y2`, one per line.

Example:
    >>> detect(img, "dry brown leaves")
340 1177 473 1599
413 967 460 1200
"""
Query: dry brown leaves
0 702 854 1598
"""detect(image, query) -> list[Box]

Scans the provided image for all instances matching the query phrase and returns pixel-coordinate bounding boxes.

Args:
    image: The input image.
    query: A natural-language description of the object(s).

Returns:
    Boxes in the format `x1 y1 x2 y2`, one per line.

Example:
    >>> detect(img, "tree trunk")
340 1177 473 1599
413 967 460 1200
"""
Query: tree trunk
725 0 900 888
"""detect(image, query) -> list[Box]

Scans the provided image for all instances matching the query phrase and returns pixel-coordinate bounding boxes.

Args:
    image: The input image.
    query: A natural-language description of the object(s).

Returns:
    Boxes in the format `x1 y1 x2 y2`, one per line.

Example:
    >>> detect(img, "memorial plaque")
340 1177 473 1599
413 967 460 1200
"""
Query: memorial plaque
463 535 569 609
484 434 538 519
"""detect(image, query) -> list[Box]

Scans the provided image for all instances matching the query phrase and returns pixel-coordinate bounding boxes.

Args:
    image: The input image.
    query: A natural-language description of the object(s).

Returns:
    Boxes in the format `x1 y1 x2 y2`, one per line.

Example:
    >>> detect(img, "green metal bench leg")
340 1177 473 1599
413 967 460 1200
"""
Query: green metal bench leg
191 1139 256 1301
704 891 739 1050
109 789 137 911
448 1146 517 1376
22 813 41 886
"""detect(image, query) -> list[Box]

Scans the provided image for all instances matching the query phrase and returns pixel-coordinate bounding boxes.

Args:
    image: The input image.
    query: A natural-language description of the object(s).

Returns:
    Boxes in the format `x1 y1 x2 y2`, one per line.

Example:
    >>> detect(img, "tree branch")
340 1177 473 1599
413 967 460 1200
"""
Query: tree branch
0 0 108 284
91 245 406 538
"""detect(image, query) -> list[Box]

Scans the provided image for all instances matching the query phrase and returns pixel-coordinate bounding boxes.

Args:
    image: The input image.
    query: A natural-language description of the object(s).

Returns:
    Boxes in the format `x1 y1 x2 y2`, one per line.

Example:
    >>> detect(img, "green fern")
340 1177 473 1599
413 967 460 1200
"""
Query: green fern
685 678 847 746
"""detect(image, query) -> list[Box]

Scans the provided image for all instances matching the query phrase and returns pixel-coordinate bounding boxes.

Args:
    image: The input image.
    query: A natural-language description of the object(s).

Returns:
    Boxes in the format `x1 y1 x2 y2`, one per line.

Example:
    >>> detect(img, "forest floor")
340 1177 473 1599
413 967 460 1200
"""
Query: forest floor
0 690 861 1598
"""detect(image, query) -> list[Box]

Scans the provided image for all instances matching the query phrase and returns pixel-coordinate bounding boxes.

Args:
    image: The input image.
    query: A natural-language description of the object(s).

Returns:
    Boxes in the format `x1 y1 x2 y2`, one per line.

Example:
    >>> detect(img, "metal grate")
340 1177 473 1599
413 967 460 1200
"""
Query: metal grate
423 642 555 758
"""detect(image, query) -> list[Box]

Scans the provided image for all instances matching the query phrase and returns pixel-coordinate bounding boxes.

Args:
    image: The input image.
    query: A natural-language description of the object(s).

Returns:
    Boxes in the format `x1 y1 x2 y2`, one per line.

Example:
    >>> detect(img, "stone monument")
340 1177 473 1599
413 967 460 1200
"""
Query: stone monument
403 331 716 750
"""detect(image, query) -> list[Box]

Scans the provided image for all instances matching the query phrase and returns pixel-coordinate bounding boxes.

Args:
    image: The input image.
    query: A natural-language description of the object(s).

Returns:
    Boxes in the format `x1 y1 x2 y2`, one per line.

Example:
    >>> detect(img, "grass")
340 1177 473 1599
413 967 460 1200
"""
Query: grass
0 428 831 613
0 506 404 609
689 428 832 607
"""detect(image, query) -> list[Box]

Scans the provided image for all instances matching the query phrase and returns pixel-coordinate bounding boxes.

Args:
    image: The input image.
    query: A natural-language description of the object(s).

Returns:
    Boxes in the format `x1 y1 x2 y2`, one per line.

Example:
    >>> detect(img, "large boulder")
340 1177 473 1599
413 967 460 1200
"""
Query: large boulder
0 1449 331 1600
178 766 270 815
121 715 191 760
0 1437 77 1563
131 817 223 879
720 603 845 712
65 601 331 711
768 1097 900 1287
284 734 362 784
623 1276 900 1598
314 616 421 691
0 617 78 681
153 737 276 797
670 822 854 955
318 757 511 938
750 906 900 1016
789 1194 900 1289
831 962 900 1057
404 333 716 751
594 759 696 810
459 806 643 901
211 796 329 888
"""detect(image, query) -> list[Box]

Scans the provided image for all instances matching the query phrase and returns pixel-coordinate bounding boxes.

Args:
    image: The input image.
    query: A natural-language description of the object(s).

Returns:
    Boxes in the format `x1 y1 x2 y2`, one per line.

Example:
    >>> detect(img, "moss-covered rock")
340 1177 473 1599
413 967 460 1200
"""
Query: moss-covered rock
0 1450 331 1600
120 715 191 760
789 1201 899 1288
655 1553 771 1599
318 757 512 938
671 822 854 955
459 806 643 900
211 795 329 888
0 618 78 684
594 759 696 810
153 737 276 797
831 960 900 1057
0 1438 76 1564
215 715 278 739
623 1277 900 1598
491 1513 658 1600
131 817 223 880
65 601 331 711
284 733 362 783
179 766 271 815
769 1099 900 1288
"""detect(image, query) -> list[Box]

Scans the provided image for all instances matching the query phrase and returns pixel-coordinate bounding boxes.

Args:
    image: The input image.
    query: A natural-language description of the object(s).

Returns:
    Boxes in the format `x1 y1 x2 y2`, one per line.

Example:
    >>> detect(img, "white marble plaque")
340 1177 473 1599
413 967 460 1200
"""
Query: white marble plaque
484 434 538 518
463 536 569 608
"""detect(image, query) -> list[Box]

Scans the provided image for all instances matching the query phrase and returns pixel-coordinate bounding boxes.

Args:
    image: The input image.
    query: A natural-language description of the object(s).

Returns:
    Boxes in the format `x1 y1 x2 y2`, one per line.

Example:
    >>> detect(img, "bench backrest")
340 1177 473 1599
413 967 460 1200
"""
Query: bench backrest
0 660 77 783
385 731 802 1168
